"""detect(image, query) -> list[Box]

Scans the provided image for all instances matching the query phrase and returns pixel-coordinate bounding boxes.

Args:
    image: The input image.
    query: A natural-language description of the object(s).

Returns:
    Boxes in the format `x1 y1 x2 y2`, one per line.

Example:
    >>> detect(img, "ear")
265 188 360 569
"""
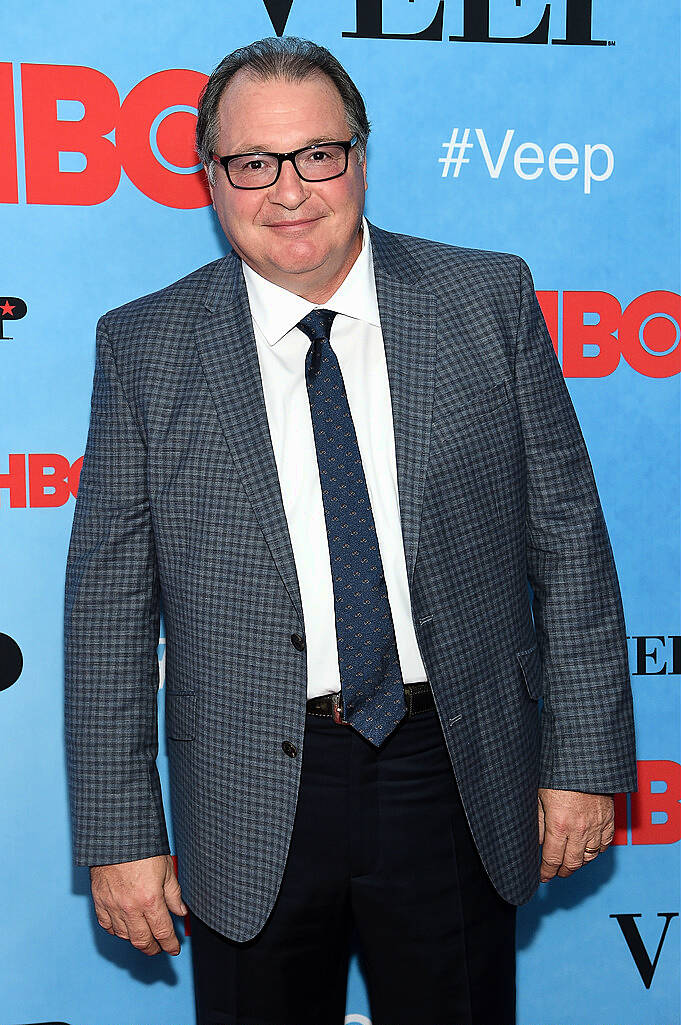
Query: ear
203 164 217 212
361 152 367 191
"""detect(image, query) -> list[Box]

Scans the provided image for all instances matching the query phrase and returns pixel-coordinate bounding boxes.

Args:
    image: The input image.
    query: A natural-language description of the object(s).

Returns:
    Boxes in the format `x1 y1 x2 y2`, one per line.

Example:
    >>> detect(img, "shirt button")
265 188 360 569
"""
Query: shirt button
290 633 306 651
282 741 297 757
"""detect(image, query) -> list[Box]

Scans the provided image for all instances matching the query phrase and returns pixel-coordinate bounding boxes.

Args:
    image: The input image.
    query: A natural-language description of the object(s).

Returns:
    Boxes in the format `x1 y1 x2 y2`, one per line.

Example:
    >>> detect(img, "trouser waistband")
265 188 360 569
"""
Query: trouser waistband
305 681 434 722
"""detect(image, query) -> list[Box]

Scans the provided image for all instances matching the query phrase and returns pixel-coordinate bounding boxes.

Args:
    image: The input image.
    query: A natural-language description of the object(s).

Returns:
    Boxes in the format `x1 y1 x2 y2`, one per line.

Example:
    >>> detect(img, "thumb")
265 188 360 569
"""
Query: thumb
163 866 188 916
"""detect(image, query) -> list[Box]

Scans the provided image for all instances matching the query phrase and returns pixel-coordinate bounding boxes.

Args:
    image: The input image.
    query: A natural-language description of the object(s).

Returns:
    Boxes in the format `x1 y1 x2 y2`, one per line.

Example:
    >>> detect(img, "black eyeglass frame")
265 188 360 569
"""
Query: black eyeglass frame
212 135 359 189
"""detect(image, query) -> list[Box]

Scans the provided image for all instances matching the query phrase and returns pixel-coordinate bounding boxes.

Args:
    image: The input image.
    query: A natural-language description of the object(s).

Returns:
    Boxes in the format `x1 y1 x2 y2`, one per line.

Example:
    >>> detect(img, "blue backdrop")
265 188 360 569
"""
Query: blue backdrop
1 2 679 1024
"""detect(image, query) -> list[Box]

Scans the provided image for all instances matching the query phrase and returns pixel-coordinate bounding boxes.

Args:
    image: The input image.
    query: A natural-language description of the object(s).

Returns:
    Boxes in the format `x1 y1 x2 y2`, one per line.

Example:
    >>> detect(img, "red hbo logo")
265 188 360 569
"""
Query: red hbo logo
1 63 210 209
537 290 680 377
0 454 82 507
613 761 681 846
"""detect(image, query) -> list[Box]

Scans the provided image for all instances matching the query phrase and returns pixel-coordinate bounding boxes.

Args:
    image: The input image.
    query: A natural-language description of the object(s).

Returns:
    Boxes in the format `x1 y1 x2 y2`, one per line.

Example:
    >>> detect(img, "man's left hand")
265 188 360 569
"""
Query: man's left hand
537 788 615 881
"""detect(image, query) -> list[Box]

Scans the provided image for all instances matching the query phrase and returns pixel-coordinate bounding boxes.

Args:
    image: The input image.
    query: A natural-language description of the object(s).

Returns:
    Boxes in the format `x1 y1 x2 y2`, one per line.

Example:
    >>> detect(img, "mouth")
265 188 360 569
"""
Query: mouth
265 217 321 232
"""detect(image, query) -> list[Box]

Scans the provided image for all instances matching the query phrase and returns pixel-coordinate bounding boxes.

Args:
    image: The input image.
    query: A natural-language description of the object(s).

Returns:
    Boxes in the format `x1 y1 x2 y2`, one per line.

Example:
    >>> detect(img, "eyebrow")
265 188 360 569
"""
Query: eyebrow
231 136 340 154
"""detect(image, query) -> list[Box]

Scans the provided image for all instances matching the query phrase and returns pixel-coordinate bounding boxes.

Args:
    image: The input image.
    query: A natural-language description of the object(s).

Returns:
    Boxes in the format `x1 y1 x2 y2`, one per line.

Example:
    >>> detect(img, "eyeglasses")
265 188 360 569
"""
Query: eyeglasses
212 135 359 189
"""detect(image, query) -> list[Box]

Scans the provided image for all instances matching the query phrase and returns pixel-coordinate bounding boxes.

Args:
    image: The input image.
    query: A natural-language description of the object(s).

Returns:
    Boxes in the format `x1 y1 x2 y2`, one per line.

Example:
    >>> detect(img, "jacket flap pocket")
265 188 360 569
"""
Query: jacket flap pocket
433 380 510 428
515 643 543 700
165 691 196 741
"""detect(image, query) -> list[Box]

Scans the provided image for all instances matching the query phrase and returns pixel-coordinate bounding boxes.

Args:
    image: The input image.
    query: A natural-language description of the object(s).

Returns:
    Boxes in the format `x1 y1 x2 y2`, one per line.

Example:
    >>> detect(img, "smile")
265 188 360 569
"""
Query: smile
266 218 321 232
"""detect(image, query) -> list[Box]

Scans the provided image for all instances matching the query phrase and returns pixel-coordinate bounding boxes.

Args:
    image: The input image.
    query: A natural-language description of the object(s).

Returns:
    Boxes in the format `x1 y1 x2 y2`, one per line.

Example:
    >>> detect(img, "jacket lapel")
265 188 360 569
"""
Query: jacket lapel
368 220 437 591
192 218 437 626
193 252 306 622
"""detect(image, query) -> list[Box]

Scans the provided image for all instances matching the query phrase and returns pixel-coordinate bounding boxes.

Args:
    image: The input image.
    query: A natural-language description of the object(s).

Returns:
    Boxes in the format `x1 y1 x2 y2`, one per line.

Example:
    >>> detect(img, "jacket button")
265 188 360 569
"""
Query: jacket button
282 741 297 757
290 633 305 651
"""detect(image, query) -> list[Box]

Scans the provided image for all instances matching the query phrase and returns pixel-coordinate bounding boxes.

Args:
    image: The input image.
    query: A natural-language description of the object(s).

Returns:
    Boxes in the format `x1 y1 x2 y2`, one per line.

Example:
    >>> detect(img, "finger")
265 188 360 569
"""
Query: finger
124 911 162 956
163 872 189 917
582 836 601 862
144 901 181 956
540 830 568 882
557 836 587 877
93 899 115 934
599 826 615 851
108 909 130 941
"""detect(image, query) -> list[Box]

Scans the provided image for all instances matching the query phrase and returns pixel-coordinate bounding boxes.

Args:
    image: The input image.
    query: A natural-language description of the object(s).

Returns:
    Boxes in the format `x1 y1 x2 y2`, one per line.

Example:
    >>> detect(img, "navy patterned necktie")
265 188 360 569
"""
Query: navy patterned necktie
298 307 407 747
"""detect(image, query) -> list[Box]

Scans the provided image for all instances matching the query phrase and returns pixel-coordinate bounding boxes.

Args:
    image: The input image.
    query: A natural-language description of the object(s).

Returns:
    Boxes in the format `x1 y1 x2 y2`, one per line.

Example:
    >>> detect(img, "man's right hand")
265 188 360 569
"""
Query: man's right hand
90 854 188 956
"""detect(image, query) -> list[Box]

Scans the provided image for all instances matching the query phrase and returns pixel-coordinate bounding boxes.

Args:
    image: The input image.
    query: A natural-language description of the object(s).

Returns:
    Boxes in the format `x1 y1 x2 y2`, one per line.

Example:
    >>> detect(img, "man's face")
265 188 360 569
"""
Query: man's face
205 70 368 301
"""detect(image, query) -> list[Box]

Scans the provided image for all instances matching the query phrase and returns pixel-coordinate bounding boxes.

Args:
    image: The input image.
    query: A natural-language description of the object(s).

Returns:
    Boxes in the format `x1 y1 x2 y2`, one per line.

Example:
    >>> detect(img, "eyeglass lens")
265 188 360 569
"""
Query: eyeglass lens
228 144 348 187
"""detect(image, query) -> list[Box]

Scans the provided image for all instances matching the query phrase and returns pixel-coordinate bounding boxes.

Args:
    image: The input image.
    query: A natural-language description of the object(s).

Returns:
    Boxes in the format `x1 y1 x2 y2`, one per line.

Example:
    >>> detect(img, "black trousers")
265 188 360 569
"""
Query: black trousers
189 702 516 1025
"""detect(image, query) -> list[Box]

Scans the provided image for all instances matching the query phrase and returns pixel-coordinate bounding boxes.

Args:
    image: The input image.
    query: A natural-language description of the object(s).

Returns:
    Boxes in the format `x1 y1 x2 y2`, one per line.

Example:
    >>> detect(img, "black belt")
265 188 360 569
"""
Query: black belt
306 681 434 725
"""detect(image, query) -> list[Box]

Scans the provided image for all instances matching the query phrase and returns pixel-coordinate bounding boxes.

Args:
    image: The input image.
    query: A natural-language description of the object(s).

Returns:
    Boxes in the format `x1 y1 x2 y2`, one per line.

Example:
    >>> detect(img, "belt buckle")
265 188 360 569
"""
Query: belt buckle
331 691 349 726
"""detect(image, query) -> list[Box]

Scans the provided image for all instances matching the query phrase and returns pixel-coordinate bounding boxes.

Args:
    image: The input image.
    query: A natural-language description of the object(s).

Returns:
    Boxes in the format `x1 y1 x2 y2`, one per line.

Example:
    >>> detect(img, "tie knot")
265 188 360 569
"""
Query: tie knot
297 308 337 344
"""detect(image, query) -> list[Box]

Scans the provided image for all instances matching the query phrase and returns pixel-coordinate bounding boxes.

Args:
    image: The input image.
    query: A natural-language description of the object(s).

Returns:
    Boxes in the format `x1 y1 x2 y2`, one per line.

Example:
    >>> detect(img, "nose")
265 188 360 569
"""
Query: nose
268 156 308 207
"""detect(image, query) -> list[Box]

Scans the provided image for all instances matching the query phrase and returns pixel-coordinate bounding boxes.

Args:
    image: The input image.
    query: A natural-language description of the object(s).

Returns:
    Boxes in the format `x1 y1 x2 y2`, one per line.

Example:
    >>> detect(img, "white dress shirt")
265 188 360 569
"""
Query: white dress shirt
241 216 428 699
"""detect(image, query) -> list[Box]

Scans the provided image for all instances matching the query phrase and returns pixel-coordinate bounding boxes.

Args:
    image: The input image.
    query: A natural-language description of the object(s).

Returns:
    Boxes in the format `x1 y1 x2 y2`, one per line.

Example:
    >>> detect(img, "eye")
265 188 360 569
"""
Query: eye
230 154 276 173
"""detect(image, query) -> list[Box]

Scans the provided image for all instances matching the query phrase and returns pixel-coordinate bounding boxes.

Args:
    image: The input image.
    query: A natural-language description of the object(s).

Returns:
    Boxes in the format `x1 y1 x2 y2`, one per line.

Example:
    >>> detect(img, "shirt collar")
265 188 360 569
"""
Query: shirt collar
241 215 380 346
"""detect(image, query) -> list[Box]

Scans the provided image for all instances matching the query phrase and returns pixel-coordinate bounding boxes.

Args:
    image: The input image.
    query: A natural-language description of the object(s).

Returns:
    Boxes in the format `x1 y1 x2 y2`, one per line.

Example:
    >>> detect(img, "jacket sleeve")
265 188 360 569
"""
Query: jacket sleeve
64 315 170 866
513 256 637 793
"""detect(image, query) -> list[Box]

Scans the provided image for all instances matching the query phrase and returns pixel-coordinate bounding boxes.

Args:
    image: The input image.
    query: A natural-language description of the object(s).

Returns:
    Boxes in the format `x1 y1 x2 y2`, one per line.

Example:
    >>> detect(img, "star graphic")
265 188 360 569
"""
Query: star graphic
1 300 15 316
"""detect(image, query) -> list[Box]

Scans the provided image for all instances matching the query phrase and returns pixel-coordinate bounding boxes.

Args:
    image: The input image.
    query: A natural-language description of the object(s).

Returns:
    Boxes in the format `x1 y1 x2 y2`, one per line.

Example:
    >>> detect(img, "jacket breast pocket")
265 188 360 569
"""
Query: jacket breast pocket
515 643 543 700
165 691 196 741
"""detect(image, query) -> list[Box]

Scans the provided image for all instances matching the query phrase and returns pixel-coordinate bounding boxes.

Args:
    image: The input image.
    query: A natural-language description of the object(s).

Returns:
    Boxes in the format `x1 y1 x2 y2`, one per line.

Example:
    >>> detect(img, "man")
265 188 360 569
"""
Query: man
64 35 637 1025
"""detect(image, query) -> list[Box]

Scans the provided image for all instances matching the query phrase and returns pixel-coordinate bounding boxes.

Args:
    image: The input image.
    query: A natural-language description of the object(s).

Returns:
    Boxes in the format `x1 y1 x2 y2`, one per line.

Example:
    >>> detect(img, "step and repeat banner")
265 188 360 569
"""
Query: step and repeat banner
1 2 679 1024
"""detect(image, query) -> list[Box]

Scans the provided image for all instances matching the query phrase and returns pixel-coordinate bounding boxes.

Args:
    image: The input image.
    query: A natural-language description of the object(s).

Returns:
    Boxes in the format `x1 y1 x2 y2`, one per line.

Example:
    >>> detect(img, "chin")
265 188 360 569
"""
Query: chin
270 242 329 273
273 260 325 278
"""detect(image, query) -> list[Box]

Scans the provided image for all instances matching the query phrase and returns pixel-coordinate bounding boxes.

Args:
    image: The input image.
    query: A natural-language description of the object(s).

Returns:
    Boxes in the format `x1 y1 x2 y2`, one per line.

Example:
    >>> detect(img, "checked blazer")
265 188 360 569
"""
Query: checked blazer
64 218 637 942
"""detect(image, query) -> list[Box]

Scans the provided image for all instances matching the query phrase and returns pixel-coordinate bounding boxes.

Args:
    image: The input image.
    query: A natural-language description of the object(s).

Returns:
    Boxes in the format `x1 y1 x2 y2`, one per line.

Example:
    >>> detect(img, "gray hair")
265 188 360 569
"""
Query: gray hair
196 36 371 185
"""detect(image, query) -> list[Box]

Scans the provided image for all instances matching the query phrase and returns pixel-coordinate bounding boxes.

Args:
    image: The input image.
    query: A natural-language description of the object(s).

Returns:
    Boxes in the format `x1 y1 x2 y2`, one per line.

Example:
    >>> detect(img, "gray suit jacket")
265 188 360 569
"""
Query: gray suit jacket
64 218 637 942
